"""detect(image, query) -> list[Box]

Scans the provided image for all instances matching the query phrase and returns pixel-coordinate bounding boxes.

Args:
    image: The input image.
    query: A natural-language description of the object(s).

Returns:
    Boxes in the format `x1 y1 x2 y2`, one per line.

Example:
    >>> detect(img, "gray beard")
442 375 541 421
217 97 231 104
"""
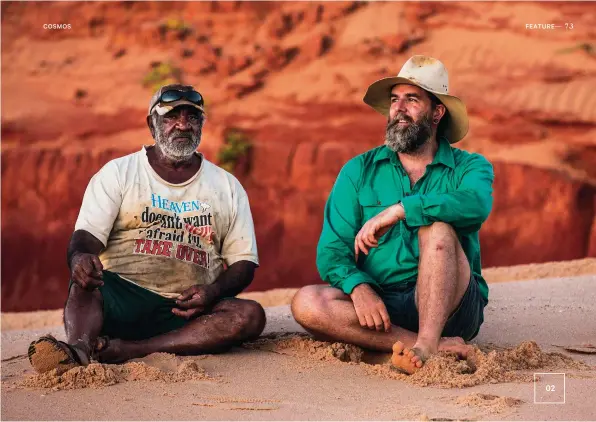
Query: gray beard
155 127 202 161
384 112 433 154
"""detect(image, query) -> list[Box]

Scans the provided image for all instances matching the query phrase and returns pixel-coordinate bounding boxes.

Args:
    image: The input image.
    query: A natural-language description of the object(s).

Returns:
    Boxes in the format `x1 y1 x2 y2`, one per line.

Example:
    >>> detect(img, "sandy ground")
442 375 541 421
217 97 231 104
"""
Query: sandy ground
2 274 596 421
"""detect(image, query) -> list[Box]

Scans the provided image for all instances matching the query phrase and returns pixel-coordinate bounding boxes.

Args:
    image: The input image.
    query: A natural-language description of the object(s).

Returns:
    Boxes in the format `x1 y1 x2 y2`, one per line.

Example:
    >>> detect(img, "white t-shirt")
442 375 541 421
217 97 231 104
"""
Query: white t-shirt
74 146 259 298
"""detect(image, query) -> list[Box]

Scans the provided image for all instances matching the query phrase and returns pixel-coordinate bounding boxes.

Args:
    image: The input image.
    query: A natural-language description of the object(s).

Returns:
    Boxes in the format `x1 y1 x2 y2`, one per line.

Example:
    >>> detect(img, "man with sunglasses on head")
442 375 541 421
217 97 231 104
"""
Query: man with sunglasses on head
28 84 265 373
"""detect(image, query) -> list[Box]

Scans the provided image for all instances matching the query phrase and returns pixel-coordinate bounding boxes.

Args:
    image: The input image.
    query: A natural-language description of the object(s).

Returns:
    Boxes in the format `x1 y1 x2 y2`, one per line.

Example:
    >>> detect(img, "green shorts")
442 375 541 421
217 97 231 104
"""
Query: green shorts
69 270 188 341
375 274 488 341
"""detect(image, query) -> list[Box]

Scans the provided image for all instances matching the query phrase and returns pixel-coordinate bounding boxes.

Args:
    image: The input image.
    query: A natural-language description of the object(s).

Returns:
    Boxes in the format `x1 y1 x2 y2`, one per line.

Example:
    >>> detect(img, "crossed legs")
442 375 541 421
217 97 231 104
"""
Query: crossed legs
292 222 471 372
63 284 266 364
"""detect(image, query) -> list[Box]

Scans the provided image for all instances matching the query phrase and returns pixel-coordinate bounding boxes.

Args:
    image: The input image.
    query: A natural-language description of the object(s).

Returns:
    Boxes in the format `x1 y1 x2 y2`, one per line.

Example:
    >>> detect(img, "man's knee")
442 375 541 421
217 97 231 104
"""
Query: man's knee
228 299 266 341
291 285 330 329
418 222 457 252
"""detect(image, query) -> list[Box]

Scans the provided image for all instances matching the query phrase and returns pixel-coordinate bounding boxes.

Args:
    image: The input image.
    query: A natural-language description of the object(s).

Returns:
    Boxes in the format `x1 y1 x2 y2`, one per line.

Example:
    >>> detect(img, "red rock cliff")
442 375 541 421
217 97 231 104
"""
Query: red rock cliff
2 2 595 310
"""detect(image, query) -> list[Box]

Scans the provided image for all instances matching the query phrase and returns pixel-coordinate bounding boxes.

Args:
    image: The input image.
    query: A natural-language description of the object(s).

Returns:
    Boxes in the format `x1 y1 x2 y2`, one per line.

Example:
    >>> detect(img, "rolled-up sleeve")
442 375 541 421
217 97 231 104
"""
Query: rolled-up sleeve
401 154 494 232
316 160 378 294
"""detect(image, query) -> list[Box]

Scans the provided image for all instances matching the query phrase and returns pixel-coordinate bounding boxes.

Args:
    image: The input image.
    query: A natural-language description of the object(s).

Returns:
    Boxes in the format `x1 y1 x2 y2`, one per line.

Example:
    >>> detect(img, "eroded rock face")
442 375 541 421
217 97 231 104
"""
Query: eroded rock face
482 162 595 266
2 1 595 310
1 148 132 312
2 144 594 311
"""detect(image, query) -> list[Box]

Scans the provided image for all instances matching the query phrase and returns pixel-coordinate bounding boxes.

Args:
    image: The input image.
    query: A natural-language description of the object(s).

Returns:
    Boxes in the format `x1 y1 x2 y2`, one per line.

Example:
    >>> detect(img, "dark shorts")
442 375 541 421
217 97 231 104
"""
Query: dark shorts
376 275 487 341
69 270 188 341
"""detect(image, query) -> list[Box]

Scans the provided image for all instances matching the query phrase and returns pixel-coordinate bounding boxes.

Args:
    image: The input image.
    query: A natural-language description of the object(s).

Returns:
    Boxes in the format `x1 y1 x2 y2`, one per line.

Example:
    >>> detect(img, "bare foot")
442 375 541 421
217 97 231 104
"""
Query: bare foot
391 341 429 375
438 336 472 358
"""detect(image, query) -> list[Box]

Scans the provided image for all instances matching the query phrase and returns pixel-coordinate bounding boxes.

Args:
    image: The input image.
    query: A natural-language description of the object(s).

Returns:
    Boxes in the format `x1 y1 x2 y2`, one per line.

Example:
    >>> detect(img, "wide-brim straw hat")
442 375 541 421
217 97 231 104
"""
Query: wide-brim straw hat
363 55 468 143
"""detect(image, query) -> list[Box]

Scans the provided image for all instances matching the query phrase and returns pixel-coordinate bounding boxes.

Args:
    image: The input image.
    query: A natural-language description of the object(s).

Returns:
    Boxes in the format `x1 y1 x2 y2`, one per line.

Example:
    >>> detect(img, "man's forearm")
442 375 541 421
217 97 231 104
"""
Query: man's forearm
399 156 494 230
400 189 492 230
209 260 257 299
66 230 105 269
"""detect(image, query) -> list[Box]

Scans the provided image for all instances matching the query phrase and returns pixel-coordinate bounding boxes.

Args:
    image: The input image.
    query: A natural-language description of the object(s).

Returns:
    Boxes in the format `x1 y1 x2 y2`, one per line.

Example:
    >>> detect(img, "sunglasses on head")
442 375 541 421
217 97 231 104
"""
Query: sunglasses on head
159 89 204 106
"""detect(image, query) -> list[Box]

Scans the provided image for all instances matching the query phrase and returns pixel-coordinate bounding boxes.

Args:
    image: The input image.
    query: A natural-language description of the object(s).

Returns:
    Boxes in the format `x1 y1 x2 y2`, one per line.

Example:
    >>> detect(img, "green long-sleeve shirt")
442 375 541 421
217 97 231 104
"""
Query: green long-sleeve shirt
316 137 494 300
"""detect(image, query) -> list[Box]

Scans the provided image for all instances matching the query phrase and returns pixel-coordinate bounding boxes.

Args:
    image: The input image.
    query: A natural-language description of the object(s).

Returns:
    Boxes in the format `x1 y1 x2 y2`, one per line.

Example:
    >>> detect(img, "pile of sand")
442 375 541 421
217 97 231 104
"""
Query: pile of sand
247 335 592 388
245 333 364 363
19 356 213 391
388 340 591 388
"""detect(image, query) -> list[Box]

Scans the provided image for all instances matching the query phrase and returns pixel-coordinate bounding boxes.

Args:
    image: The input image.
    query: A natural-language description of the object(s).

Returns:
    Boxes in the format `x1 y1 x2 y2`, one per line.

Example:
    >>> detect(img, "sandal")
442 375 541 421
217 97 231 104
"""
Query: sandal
28 335 84 374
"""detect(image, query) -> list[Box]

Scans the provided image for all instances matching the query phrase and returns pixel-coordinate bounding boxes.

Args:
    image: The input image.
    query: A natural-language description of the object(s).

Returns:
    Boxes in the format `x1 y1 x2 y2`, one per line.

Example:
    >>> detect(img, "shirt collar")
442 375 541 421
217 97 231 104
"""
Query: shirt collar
373 136 455 169
373 145 395 164
431 136 455 169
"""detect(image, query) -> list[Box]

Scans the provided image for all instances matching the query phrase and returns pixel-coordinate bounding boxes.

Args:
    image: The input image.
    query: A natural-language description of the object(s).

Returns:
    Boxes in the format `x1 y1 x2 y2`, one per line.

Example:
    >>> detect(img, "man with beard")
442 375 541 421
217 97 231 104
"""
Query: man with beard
291 56 494 374
28 84 265 373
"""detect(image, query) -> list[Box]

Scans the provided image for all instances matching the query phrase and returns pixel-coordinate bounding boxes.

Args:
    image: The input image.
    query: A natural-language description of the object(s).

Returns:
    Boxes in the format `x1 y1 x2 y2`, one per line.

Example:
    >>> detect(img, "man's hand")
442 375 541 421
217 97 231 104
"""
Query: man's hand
354 203 405 261
350 283 391 332
172 284 220 319
70 252 104 290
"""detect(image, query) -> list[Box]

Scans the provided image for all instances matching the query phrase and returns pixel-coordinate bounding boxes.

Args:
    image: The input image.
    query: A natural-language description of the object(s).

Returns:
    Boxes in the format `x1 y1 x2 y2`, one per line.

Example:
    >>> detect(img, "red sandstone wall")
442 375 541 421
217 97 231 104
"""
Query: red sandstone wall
2 1 595 311
2 145 594 311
